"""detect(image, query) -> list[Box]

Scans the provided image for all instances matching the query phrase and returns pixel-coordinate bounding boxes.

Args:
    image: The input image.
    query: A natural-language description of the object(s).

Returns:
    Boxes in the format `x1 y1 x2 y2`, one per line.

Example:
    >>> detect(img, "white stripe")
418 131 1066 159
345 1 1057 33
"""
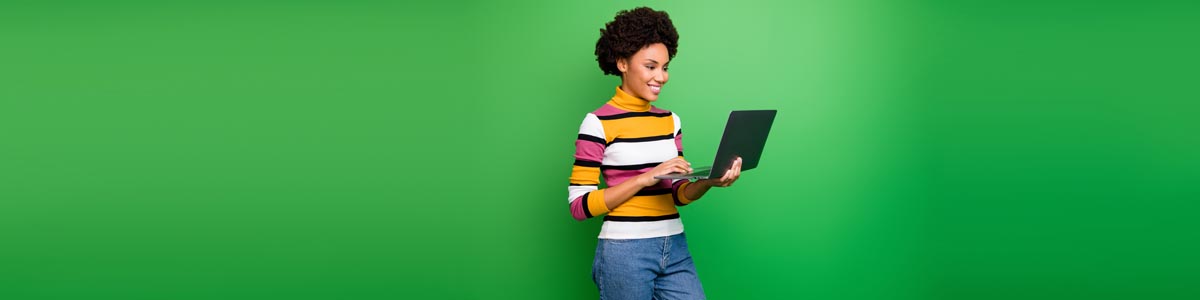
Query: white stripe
578 113 606 141
567 185 598 203
672 113 682 134
671 113 684 186
569 113 605 204
602 139 677 166
598 219 684 239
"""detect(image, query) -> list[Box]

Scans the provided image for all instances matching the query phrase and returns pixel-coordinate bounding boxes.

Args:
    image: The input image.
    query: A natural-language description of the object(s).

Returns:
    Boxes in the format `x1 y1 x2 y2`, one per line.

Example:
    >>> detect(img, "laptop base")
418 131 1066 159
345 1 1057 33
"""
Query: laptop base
654 166 713 180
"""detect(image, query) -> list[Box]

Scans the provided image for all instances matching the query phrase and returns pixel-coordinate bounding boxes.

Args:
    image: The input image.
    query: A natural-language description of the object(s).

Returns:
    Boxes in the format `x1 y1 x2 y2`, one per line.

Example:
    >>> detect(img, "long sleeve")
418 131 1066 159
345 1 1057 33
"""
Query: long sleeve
669 113 697 206
568 113 610 221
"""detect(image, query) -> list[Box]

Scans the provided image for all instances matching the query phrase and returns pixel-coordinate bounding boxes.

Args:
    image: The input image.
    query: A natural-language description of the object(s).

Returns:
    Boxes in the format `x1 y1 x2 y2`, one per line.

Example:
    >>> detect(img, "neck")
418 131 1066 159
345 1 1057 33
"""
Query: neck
610 85 651 112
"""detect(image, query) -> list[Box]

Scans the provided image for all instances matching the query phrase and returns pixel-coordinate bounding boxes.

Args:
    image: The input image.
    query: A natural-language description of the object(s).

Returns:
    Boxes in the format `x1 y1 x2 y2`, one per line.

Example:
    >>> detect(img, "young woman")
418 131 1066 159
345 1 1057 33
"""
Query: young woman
567 7 743 300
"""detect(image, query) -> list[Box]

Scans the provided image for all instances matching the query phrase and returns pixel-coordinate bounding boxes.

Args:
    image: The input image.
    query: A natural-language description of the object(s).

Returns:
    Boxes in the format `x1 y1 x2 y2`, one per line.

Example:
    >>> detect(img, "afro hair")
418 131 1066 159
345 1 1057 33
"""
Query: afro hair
595 7 679 76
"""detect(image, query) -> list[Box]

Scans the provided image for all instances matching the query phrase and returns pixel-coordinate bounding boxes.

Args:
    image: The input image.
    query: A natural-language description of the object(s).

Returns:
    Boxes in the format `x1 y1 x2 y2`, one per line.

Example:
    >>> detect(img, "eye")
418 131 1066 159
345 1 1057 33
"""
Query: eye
664 66 670 71
645 65 655 70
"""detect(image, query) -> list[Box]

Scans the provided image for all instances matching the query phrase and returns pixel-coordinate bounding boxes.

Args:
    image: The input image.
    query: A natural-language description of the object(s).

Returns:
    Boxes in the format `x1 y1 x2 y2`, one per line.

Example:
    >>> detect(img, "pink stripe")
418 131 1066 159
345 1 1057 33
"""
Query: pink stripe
655 175 674 189
574 139 605 162
603 167 657 187
570 195 588 221
674 131 684 154
593 105 627 117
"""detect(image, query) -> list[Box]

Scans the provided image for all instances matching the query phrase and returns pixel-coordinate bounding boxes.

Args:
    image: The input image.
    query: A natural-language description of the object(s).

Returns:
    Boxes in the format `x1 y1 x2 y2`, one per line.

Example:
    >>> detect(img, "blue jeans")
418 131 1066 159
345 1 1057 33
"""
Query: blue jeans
593 233 706 300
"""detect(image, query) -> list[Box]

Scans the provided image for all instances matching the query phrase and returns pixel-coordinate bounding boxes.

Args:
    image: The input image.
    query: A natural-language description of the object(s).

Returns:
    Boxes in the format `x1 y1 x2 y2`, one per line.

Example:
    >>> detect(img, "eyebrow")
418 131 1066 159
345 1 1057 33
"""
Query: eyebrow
645 59 662 65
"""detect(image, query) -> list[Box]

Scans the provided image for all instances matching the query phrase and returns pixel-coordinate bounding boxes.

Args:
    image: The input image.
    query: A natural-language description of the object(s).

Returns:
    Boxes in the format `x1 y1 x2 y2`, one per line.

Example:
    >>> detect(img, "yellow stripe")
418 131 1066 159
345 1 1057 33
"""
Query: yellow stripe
608 195 679 217
569 165 600 185
599 116 675 143
676 181 695 205
586 190 610 216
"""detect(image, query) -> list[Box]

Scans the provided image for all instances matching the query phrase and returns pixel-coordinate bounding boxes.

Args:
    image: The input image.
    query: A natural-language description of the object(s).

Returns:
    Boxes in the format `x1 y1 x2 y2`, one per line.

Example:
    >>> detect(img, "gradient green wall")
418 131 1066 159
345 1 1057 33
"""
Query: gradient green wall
2 1 1197 299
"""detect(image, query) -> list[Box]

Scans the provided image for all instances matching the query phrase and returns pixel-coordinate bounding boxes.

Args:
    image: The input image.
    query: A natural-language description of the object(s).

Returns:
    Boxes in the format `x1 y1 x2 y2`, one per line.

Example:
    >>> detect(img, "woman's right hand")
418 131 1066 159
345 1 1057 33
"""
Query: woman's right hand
635 157 693 187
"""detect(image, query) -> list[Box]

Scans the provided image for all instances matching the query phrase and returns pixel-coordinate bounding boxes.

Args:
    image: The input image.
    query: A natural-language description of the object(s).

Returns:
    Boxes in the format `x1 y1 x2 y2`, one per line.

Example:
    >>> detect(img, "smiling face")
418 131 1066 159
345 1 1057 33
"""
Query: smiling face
616 43 671 102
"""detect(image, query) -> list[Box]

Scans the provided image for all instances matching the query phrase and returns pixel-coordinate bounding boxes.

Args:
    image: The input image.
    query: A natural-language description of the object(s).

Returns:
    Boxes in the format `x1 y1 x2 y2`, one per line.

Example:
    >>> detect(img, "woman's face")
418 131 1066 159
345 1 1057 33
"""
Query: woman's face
617 43 671 102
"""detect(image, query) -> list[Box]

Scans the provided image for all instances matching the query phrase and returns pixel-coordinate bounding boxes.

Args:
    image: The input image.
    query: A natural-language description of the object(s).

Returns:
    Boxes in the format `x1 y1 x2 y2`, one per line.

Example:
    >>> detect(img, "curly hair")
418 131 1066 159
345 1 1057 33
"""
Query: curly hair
595 7 679 76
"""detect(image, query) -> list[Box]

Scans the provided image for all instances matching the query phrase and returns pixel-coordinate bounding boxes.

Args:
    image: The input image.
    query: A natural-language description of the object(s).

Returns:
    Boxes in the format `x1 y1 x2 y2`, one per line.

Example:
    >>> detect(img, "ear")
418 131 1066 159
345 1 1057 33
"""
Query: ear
616 57 628 74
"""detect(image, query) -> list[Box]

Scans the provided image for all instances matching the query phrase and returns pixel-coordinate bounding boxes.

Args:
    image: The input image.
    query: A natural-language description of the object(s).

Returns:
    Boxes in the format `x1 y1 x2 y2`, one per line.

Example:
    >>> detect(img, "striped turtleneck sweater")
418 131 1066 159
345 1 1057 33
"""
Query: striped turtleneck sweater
567 86 697 239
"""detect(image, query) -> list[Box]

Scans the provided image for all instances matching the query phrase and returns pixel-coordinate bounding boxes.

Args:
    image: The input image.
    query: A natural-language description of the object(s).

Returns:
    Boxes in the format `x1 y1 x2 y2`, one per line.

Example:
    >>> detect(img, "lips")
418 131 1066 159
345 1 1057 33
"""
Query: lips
648 84 662 95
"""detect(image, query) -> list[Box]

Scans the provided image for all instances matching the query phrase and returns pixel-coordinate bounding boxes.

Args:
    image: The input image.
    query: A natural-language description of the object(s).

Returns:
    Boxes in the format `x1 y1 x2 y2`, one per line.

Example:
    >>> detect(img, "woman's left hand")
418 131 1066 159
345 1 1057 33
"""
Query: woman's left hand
702 157 742 187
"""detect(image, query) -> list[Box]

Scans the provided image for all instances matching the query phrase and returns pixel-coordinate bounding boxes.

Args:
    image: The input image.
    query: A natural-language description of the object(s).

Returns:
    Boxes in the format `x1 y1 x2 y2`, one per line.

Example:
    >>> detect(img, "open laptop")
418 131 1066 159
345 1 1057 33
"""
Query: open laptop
655 110 777 180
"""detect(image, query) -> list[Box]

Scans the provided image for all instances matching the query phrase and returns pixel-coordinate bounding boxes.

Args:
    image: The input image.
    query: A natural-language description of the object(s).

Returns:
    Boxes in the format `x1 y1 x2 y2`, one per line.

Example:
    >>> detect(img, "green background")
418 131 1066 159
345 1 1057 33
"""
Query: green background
2 0 1197 299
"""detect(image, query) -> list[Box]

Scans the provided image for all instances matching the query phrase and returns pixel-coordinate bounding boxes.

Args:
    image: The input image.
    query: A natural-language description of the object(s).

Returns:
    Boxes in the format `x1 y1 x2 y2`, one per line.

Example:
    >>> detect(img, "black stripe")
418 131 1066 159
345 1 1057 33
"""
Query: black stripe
595 111 672 120
603 213 680 222
577 134 606 145
569 183 598 186
634 188 671 197
600 162 659 171
608 133 675 145
574 159 602 168
582 192 594 218
675 129 683 157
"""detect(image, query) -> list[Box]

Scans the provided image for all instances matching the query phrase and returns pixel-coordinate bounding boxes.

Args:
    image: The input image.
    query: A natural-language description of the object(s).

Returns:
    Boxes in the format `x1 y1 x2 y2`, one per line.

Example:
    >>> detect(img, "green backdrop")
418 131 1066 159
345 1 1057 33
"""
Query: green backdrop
2 1 1197 299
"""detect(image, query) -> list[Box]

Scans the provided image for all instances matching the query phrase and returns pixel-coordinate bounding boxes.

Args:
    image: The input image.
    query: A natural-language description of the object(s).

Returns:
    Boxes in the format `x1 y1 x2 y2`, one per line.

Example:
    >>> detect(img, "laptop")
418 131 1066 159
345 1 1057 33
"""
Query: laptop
655 110 777 180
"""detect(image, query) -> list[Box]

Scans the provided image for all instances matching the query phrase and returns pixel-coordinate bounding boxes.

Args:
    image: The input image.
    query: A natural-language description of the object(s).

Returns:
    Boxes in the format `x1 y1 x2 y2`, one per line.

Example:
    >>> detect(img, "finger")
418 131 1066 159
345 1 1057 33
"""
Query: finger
669 165 687 174
723 167 737 186
676 160 693 173
673 157 690 166
660 160 686 174
677 161 692 173
665 159 682 168
666 157 679 165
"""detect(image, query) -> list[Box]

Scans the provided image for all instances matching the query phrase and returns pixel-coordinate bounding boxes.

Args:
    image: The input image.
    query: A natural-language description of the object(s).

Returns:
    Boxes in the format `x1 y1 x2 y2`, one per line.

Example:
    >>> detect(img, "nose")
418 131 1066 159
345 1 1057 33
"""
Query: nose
656 69 668 84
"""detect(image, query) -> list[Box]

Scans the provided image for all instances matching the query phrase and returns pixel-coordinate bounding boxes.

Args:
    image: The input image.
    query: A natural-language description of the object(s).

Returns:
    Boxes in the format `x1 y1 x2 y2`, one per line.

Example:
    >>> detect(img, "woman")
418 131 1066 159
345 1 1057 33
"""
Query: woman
567 7 742 300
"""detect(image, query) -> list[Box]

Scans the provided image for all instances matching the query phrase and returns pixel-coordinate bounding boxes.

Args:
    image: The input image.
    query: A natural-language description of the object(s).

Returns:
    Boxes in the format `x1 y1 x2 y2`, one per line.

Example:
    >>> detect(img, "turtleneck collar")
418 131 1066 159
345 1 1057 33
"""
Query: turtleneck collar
608 86 652 112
